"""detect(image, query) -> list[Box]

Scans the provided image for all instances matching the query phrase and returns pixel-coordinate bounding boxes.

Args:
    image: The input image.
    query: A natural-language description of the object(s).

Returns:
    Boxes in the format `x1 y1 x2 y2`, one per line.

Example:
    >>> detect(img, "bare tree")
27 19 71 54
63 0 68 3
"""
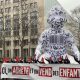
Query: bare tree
13 0 40 58
72 8 80 50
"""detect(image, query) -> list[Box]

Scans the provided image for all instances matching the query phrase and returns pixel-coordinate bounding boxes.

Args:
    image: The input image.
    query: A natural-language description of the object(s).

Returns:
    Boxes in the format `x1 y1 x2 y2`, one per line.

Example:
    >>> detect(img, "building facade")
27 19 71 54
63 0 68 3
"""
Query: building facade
0 0 44 58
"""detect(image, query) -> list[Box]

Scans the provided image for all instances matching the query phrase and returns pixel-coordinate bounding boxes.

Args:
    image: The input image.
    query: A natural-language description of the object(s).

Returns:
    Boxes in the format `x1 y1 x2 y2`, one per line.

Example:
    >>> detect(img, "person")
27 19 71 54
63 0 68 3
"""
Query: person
35 5 80 64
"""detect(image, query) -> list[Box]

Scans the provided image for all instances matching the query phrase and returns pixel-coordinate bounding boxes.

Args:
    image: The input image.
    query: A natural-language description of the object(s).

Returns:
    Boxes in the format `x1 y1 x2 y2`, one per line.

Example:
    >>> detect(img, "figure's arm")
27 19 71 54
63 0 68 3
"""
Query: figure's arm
66 32 80 61
71 44 80 61
35 31 47 60
35 44 42 60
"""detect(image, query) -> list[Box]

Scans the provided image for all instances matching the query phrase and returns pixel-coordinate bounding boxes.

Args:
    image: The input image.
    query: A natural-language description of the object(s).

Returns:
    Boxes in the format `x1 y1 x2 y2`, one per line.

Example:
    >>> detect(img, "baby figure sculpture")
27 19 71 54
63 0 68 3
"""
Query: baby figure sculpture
35 5 80 64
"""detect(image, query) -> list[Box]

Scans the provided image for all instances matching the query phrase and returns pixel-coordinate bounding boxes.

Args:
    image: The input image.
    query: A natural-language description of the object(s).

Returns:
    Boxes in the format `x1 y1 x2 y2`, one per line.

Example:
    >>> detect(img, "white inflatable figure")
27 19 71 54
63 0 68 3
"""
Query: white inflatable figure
35 5 80 64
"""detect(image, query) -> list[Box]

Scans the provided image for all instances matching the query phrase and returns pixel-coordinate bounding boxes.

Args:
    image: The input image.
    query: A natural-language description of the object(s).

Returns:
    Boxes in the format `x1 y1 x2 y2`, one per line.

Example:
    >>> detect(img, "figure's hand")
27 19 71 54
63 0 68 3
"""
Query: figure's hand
38 55 49 64
71 44 80 61
38 53 51 64
63 54 79 64
73 54 80 64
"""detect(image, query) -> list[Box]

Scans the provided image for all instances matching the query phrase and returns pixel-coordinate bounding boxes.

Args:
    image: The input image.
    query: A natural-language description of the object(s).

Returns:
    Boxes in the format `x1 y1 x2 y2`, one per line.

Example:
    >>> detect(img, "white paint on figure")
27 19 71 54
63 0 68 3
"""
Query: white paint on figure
35 5 80 64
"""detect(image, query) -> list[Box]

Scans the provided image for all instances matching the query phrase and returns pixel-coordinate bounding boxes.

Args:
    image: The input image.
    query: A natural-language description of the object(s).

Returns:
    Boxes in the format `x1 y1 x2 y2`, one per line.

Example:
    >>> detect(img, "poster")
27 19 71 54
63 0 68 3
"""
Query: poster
1 63 80 80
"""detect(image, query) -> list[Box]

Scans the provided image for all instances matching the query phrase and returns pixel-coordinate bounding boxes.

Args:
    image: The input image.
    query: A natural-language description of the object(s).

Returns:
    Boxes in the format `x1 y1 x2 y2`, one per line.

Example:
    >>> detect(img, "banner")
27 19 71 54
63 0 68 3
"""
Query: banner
1 63 80 80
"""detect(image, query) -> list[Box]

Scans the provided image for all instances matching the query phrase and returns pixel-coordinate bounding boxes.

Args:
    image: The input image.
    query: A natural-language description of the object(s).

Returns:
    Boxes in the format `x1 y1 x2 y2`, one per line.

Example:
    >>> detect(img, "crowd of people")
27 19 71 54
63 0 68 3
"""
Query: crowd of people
0 57 33 63
0 54 79 64
0 55 79 64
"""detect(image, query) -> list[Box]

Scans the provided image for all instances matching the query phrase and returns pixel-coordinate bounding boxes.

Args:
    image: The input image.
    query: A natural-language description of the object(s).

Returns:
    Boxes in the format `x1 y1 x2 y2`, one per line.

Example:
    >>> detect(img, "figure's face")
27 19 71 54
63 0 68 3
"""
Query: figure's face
47 5 66 29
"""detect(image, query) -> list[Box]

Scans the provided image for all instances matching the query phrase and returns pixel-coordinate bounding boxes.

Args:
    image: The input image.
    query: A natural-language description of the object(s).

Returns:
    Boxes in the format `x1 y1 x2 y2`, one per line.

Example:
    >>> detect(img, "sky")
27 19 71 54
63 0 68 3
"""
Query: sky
57 0 80 15
44 0 80 27
44 0 58 27
45 0 80 15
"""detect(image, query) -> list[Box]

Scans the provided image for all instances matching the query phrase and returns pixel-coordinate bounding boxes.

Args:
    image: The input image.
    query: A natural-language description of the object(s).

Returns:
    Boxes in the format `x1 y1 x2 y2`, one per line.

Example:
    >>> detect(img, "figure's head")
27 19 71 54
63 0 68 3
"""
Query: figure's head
47 5 66 29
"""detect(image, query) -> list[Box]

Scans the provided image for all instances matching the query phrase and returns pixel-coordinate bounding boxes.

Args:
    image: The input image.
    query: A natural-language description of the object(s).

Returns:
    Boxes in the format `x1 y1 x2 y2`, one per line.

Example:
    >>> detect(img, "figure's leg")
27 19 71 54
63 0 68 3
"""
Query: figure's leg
63 54 79 64
38 53 51 64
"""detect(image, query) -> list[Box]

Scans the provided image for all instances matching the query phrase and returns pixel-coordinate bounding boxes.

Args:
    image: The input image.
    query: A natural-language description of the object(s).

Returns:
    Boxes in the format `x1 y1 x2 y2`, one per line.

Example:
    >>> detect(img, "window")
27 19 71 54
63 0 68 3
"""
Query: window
21 0 27 4
0 23 3 36
22 18 28 26
22 5 26 10
13 30 19 36
30 11 38 36
13 49 19 57
13 6 19 12
5 30 11 37
31 38 38 45
22 13 28 20
0 17 3 21
31 48 35 56
30 3 34 8
0 9 3 13
0 17 3 31
22 24 28 36
30 2 37 8
22 4 28 11
5 15 11 37
13 14 19 29
31 23 37 28
13 14 19 19
5 7 11 13
21 4 29 13
0 31 2 36
34 2 37 8
31 28 37 35
31 24 38 36
23 39 28 45
22 13 28 36
5 21 11 28
30 11 38 18
13 14 19 20
0 1 3 5
0 40 2 48
0 17 3 36
6 50 9 57
5 15 11 28
13 0 19 3
5 15 11 20
6 41 11 46
5 0 10 5
5 50 10 57
22 48 28 58
30 13 38 36
13 14 19 36
22 29 28 36
30 11 38 24
14 40 19 46
25 4 28 9
0 50 2 58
